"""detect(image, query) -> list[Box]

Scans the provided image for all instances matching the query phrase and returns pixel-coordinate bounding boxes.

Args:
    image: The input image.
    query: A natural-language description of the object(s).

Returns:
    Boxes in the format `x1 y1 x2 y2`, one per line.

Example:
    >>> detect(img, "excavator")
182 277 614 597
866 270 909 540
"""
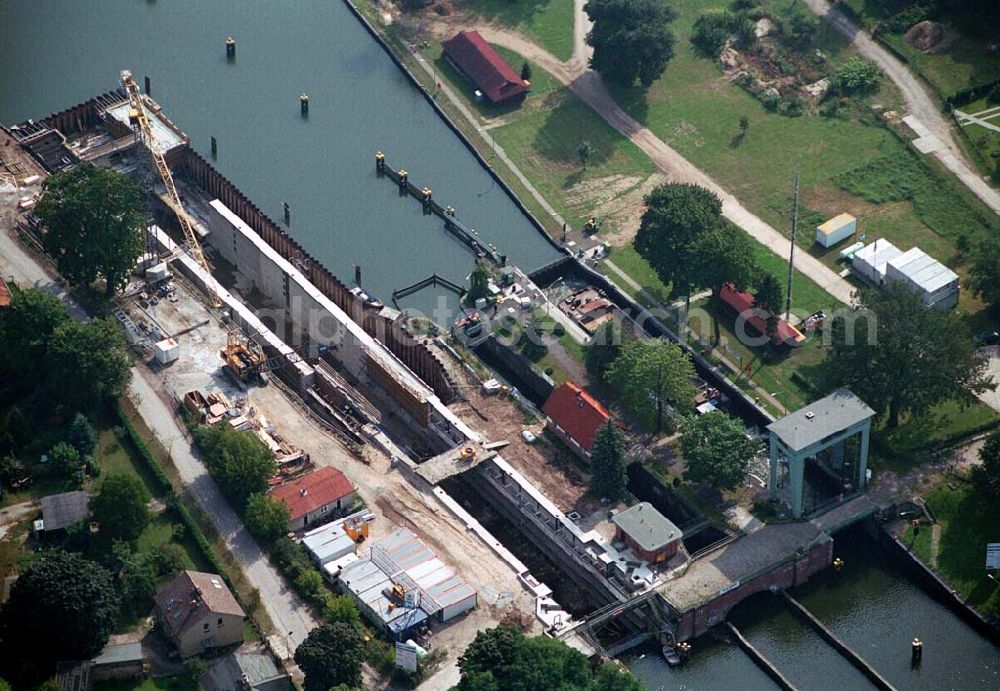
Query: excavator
120 69 221 308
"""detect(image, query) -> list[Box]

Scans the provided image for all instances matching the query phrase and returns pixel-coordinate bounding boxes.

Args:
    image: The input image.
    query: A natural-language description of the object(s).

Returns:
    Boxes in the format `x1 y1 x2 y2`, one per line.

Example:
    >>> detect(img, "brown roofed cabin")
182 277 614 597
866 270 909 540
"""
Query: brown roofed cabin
154 571 245 658
441 31 530 105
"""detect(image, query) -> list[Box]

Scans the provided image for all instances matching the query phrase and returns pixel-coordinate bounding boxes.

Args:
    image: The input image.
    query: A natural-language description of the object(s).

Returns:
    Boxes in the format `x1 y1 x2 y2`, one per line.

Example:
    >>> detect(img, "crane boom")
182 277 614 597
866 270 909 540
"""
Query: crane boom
121 69 219 306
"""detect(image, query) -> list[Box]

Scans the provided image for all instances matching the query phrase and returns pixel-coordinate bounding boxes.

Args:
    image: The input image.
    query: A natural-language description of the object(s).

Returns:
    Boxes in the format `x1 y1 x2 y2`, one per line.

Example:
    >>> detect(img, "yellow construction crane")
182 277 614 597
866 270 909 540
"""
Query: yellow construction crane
120 69 221 307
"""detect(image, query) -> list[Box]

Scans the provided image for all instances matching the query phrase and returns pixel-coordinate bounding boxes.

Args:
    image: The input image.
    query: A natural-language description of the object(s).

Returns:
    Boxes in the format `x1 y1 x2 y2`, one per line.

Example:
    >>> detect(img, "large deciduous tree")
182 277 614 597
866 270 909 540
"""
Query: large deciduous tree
753 272 784 341
457 626 643 691
294 622 363 691
93 472 151 543
974 427 1000 500
590 420 627 501
193 424 277 511
46 317 133 411
35 163 145 296
244 493 290 543
585 0 677 87
0 286 69 400
634 183 723 311
968 235 1000 314
691 220 758 344
681 412 760 491
0 550 120 685
827 282 993 428
606 338 696 433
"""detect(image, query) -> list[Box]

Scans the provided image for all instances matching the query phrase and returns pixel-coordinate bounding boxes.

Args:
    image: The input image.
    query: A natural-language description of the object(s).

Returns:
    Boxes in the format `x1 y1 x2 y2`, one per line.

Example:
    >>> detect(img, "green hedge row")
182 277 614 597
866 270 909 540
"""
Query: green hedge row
946 77 1000 109
113 403 172 496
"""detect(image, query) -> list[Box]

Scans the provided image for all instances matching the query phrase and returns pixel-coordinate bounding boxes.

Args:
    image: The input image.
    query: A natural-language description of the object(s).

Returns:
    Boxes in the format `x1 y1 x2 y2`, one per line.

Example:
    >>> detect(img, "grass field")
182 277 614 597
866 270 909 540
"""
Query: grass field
902 478 1000 618
460 0 575 61
427 42 656 231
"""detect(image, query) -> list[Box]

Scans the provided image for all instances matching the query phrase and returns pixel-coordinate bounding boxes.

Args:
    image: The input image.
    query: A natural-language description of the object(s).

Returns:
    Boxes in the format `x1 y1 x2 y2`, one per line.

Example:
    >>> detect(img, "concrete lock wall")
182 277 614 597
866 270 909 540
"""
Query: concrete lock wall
674 537 833 641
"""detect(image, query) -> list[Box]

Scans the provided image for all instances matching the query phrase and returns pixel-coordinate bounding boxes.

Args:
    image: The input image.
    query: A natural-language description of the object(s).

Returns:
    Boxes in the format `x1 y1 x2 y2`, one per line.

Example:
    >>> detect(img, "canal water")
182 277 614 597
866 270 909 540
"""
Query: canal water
630 527 999 690
0 0 561 314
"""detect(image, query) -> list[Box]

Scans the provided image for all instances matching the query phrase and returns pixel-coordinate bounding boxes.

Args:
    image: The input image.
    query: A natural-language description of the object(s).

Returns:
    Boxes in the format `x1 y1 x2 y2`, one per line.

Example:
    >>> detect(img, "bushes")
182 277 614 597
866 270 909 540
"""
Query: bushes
114 402 171 495
832 57 884 93
691 10 754 56
946 76 1000 108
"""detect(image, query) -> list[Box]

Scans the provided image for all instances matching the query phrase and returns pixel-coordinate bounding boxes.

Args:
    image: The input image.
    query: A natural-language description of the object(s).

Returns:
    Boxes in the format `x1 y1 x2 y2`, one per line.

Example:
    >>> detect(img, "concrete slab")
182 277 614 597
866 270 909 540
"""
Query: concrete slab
976 345 1000 413
913 135 945 154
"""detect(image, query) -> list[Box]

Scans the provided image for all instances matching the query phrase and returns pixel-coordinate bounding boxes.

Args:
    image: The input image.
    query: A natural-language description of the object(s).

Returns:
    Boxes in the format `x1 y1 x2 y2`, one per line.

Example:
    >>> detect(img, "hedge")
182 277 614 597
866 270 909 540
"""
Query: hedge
947 76 1000 109
113 402 172 495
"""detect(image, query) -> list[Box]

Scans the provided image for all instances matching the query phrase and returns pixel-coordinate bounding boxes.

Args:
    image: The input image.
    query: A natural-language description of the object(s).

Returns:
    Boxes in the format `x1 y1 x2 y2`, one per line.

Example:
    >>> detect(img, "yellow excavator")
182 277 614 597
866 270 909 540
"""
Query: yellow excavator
120 69 221 308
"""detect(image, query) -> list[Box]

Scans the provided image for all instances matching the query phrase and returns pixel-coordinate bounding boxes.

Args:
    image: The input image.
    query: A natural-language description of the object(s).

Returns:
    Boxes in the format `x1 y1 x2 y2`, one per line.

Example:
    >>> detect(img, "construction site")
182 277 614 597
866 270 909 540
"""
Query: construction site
2 74 894 679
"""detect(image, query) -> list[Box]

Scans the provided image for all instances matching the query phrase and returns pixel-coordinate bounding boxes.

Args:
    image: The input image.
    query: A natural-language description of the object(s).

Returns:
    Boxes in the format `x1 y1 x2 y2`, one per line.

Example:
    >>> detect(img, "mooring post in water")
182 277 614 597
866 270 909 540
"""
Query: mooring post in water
226 36 236 59
375 151 385 175
911 637 922 665
210 136 217 159
283 202 290 226
300 92 309 116
144 75 150 95
354 264 362 286
398 169 408 195
421 187 433 214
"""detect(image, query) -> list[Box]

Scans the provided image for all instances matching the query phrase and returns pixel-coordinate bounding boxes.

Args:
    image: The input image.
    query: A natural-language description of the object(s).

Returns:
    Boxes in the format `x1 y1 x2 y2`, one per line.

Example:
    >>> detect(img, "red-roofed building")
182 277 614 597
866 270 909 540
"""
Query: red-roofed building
268 466 355 530
441 31 530 105
542 381 612 459
719 283 805 349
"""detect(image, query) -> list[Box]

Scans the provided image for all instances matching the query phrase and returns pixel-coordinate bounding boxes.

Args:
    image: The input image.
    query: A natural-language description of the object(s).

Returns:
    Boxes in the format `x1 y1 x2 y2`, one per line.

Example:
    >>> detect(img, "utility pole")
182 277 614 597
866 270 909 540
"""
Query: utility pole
785 171 799 322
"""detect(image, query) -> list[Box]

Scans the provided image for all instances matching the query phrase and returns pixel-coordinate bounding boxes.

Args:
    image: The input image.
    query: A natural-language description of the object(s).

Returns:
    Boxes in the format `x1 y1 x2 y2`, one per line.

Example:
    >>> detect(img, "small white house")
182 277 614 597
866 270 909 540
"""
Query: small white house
816 213 857 248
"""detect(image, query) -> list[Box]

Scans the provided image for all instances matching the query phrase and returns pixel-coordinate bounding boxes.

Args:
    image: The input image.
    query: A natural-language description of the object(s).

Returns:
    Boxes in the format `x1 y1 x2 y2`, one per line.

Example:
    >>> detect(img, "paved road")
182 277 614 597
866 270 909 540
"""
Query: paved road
0 226 317 660
802 0 1000 216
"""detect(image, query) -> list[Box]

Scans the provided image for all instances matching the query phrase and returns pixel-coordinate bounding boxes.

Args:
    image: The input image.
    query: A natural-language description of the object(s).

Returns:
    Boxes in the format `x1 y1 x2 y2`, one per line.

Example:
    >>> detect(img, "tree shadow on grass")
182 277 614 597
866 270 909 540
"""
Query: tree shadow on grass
532 105 616 168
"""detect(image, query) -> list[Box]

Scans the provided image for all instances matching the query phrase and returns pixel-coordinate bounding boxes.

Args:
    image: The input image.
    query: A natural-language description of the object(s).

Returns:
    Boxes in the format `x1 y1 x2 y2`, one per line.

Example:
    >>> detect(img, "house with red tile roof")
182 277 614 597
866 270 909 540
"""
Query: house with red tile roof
719 283 805 349
268 466 355 530
542 381 612 459
154 570 245 658
441 31 530 105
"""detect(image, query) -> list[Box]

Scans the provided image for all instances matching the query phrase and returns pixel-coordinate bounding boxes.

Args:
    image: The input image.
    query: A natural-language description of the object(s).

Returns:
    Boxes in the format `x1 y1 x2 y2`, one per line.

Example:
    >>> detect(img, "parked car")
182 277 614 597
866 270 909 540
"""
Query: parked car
974 330 999 346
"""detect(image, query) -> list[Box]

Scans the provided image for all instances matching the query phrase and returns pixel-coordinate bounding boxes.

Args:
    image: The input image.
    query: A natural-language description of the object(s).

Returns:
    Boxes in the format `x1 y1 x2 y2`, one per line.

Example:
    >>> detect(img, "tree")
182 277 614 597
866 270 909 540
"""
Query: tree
753 272 783 341
827 282 992 428
833 57 884 94
114 541 158 610
691 220 758 344
585 0 677 87
634 183 724 313
294 623 364 691
93 472 150 543
968 235 1000 314
974 427 1000 500
520 61 532 82
67 413 97 456
0 550 119 685
45 318 132 411
244 493 290 543
49 441 84 480
35 163 145 296
590 420 627 501
606 339 696 433
577 140 593 170
784 6 819 46
681 412 760 490
0 286 69 397
456 626 643 690
585 319 624 379
465 261 491 307
193 424 277 510
324 594 361 626
739 115 750 136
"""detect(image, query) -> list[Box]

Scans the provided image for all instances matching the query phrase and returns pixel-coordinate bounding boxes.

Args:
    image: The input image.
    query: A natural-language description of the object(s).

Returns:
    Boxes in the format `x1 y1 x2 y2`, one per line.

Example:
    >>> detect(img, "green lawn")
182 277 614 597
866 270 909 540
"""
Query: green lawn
902 478 1000 618
882 27 1000 99
461 0 576 61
